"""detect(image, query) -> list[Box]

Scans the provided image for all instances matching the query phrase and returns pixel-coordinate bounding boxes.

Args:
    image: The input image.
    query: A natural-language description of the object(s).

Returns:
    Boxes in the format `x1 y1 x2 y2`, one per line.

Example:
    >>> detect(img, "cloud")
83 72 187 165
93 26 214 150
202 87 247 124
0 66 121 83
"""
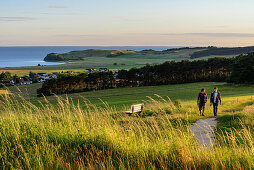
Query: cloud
0 17 35 22
40 12 83 16
48 5 68 9
55 34 99 37
161 33 254 37
54 34 105 39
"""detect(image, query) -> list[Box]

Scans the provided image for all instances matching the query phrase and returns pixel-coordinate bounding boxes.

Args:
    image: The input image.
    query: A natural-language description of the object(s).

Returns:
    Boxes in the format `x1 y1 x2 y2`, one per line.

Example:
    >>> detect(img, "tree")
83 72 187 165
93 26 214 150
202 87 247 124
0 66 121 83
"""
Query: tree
13 74 19 84
29 72 40 83
0 72 12 81
38 56 237 96
228 53 254 83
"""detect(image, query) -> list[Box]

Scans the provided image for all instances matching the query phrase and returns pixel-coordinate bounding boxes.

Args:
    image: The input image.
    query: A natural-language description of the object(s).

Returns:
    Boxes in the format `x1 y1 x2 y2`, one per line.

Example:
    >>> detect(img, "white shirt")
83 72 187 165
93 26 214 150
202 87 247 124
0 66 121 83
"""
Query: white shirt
214 92 218 103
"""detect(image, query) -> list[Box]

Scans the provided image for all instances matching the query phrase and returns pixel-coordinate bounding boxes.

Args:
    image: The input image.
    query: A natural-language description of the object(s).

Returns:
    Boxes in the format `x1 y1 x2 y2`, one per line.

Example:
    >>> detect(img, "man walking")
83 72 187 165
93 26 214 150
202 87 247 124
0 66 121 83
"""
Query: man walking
197 88 207 116
210 87 221 118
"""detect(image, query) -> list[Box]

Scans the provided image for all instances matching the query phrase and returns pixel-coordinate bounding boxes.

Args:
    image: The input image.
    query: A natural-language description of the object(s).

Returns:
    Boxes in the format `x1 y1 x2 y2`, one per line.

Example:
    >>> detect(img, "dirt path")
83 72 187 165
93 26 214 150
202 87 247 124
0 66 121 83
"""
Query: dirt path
190 118 217 148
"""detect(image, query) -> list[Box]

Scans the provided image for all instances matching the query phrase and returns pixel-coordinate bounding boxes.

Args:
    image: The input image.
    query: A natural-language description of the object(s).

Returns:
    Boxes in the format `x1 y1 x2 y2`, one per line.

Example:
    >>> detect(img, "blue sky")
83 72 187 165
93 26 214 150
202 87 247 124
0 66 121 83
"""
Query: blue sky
1 0 254 46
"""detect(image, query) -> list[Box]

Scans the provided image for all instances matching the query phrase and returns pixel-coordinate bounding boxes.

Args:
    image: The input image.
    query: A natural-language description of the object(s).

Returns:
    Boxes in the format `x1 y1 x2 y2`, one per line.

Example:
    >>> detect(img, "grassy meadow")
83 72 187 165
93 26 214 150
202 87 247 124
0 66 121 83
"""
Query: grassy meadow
3 82 254 107
0 82 254 169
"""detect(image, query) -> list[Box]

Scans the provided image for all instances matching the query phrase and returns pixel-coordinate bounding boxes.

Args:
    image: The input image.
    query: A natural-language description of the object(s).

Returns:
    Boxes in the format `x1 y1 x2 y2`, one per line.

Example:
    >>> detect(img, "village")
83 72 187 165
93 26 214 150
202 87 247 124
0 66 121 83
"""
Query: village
0 68 110 86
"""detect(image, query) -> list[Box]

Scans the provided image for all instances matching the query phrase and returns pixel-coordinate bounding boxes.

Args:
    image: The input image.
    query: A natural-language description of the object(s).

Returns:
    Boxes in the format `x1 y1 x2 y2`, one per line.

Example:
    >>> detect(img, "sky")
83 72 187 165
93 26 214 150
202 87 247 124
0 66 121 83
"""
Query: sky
1 0 254 47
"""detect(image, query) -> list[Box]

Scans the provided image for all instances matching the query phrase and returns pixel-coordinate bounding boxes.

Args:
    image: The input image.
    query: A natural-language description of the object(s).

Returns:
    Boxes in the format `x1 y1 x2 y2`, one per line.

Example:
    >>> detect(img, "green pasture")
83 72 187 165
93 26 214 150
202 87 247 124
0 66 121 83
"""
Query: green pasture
4 82 254 109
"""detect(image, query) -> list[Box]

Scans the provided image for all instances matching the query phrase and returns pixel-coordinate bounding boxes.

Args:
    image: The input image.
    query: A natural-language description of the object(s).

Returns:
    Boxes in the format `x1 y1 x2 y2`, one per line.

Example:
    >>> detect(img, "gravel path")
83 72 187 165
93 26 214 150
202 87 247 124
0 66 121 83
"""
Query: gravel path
190 118 217 148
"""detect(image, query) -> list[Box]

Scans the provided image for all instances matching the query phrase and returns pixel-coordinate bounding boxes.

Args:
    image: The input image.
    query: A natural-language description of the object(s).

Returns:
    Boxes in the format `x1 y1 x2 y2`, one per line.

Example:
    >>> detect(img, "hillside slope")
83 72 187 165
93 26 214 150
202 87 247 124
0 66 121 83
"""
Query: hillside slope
44 49 136 61
191 46 254 59
44 46 254 62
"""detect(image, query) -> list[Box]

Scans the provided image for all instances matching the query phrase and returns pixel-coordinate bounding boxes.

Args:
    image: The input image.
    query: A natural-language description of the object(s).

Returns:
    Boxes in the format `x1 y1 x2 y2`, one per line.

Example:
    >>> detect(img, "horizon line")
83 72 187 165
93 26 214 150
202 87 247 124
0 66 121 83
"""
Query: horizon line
1 45 254 48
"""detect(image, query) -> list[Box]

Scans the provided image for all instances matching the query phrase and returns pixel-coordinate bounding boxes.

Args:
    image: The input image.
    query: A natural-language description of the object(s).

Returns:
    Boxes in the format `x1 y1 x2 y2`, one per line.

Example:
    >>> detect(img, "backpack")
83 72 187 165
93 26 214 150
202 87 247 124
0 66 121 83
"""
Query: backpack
204 95 207 103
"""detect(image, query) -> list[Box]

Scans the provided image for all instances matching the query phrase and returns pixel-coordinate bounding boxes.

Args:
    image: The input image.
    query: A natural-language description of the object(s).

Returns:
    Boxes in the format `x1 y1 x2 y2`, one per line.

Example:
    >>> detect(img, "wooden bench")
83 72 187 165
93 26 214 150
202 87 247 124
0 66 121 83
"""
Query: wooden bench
125 104 144 115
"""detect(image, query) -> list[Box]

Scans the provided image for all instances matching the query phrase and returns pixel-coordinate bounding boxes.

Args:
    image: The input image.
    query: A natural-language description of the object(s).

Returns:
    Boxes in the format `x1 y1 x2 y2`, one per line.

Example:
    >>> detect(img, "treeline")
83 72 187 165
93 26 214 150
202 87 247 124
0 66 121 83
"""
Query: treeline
163 47 205 52
117 57 232 86
228 53 254 83
0 72 13 87
191 46 254 59
37 53 254 96
37 72 115 96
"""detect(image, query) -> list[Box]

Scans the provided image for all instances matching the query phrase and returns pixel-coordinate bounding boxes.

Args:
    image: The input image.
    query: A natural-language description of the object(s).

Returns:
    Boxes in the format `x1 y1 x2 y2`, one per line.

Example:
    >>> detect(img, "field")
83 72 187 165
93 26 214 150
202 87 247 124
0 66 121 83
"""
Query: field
4 82 254 107
0 82 254 169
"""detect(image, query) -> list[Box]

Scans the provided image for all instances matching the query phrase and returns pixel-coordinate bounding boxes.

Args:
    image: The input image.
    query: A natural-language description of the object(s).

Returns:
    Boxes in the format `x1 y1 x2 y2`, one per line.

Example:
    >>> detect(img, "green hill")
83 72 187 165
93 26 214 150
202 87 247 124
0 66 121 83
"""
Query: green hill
44 49 137 62
43 48 206 62
190 46 254 59
44 46 254 63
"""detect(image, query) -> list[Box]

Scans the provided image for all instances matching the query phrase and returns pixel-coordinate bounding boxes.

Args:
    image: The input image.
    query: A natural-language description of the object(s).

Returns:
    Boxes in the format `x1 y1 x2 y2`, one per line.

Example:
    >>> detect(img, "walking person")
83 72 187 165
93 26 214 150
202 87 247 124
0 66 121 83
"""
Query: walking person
210 87 221 118
197 88 208 116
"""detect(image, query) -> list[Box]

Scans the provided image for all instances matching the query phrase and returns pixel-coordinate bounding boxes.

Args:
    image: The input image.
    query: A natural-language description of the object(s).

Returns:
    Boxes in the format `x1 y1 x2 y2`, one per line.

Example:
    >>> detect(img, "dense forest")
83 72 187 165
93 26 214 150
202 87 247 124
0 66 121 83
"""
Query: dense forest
37 53 254 96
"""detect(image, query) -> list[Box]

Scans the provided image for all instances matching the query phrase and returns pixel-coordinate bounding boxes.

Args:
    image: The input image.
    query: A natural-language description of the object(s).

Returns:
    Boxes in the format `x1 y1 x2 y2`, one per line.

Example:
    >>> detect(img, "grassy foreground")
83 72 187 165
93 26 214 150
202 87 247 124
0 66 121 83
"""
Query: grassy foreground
0 83 253 169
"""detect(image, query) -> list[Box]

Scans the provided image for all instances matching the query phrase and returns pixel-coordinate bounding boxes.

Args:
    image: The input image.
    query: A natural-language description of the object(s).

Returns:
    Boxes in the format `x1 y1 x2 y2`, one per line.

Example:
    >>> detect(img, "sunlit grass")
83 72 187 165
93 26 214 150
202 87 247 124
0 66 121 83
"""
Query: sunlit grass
0 90 10 95
0 92 253 169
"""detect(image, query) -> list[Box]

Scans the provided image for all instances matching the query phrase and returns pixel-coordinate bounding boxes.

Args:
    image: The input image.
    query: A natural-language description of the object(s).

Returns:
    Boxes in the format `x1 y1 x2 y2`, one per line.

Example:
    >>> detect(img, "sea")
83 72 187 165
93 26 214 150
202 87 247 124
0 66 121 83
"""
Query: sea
0 46 178 68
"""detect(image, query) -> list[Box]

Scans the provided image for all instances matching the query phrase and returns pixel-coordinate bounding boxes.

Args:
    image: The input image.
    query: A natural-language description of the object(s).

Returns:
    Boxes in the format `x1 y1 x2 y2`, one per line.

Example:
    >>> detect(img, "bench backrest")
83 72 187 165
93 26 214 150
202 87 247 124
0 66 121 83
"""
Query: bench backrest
131 104 144 113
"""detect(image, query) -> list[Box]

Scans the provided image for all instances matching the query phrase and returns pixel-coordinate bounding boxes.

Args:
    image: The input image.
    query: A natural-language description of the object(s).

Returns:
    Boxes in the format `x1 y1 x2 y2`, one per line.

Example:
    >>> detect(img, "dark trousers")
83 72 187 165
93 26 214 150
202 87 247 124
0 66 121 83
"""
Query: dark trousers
213 103 218 116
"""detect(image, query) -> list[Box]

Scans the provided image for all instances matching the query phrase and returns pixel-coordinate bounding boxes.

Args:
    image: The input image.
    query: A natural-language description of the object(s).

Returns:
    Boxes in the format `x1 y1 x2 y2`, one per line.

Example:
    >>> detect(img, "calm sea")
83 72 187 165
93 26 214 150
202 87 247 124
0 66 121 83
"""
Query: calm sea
0 46 177 68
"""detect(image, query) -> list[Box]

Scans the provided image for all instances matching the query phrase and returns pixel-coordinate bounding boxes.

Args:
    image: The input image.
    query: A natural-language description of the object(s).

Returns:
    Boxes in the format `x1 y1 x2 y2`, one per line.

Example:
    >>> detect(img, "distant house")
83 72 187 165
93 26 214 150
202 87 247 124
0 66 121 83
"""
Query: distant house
38 78 46 83
17 78 32 85
38 73 47 77
50 73 58 79
85 68 96 73
38 73 50 80
24 80 33 85
99 68 108 72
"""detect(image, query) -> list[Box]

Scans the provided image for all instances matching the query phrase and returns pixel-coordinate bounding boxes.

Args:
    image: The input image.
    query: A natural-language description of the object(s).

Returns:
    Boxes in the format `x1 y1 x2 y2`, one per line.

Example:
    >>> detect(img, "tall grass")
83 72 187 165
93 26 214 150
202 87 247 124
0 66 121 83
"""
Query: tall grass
0 90 10 95
0 93 253 169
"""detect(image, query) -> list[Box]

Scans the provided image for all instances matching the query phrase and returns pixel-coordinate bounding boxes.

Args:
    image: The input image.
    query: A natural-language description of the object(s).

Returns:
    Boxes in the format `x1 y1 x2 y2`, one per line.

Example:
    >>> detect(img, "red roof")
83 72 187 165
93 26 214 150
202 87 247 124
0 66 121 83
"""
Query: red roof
18 78 32 83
